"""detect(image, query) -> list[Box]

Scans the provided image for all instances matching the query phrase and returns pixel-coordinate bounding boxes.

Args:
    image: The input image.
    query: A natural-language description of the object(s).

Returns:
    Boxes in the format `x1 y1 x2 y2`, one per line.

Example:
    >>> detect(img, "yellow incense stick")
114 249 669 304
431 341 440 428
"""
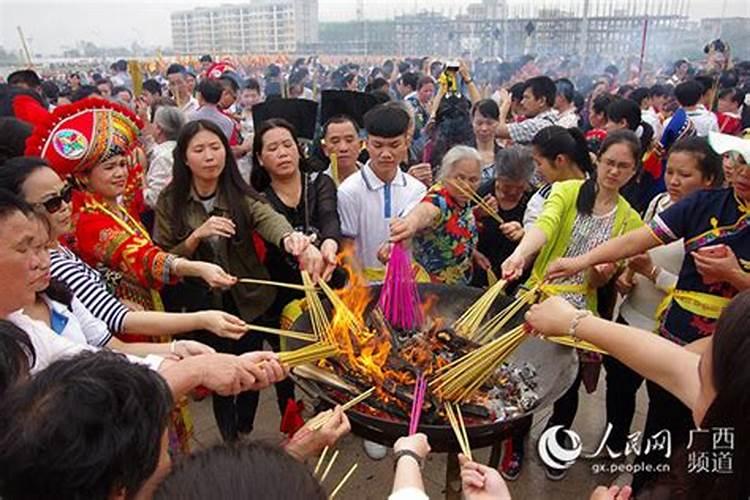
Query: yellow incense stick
245 323 316 342
319 449 340 482
330 463 358 499
314 446 329 476
238 278 313 291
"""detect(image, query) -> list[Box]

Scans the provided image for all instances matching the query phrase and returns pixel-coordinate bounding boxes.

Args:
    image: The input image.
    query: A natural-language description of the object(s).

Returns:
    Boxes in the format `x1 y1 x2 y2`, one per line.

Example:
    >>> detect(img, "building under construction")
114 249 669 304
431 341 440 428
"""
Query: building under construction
318 0 691 59
394 0 689 59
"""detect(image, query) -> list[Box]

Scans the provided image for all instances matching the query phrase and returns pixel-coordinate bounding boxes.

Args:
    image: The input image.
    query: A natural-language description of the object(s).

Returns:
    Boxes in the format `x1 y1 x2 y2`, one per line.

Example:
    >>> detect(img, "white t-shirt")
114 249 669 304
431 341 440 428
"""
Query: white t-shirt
8 311 162 374
337 162 426 275
32 295 112 347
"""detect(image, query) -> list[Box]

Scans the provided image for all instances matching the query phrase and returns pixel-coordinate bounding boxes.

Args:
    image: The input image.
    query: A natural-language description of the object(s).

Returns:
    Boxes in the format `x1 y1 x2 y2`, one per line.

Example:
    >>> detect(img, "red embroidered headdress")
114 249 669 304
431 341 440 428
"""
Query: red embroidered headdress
24 97 143 178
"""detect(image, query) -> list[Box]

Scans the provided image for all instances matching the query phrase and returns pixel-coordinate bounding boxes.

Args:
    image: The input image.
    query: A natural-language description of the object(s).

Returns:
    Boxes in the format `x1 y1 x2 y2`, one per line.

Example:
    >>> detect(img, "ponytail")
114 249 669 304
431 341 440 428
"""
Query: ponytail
531 125 593 176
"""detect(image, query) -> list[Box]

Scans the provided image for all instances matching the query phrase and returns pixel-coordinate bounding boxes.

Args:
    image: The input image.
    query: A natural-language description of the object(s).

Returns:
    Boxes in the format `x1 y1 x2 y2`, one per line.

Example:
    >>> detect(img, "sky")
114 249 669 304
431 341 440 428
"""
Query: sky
1 0 749 55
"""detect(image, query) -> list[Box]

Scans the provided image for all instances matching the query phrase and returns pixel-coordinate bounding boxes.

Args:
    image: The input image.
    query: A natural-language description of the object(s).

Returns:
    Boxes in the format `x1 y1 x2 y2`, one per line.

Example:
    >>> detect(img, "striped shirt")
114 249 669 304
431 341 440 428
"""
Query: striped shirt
49 246 129 333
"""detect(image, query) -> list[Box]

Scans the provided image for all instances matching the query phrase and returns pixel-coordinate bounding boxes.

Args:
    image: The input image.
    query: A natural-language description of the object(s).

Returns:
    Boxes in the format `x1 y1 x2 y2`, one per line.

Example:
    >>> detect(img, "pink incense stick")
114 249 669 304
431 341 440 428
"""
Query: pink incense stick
378 242 423 330
409 374 428 435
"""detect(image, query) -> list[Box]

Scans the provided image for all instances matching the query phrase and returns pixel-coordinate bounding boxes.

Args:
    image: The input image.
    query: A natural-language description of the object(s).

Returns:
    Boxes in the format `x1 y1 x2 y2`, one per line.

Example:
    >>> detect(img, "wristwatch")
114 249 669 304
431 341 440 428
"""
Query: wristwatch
393 449 424 470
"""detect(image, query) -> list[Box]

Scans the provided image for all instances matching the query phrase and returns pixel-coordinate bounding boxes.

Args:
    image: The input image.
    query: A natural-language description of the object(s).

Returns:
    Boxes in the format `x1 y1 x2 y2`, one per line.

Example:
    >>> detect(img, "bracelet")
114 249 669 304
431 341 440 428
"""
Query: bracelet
393 449 424 470
170 340 178 355
567 310 592 339
464 78 473 84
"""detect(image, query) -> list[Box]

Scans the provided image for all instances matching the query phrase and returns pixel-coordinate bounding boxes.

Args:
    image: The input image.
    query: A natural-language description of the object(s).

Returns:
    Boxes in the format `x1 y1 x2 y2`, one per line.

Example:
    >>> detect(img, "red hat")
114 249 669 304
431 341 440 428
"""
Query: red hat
24 97 143 178
206 61 238 80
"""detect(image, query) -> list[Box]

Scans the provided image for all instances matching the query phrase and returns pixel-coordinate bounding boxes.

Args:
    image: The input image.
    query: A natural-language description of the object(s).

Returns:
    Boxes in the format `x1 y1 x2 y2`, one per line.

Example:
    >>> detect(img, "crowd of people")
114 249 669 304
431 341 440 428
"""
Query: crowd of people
0 38 749 499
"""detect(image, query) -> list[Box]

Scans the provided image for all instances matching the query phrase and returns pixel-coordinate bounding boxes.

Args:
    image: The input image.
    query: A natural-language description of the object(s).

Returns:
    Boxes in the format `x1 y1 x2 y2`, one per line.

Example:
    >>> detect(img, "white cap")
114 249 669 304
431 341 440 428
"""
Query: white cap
708 131 750 163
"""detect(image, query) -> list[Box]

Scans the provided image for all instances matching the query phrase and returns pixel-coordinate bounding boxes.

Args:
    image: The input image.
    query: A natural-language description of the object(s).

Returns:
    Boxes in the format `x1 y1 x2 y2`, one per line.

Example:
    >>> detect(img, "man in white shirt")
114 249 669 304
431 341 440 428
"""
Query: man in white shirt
665 80 718 138
554 78 580 129
338 104 426 282
166 63 199 115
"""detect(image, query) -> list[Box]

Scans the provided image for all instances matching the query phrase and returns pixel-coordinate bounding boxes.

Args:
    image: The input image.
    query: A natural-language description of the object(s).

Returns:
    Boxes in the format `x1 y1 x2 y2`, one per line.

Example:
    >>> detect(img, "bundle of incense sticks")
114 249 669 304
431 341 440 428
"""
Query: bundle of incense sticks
445 403 472 460
408 374 428 435
448 180 504 225
306 387 376 431
301 271 332 344
470 287 538 344
317 279 368 341
378 242 423 330
278 342 338 367
431 324 527 402
453 278 507 337
244 323 316 342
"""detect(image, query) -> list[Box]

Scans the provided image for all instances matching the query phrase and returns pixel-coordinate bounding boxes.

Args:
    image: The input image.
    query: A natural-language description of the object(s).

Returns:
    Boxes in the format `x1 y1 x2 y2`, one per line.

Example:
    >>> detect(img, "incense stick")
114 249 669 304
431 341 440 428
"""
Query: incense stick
278 342 339 367
408 374 427 435
445 403 472 460
245 323 317 342
448 180 505 225
314 446 329 476
308 387 377 431
237 278 314 291
319 449 340 482
329 463 358 499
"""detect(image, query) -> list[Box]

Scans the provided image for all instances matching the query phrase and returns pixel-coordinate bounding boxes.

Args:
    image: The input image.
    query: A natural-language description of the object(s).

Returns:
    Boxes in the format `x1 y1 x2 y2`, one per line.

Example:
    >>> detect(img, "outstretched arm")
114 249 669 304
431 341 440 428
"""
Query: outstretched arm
546 226 661 281
526 296 701 409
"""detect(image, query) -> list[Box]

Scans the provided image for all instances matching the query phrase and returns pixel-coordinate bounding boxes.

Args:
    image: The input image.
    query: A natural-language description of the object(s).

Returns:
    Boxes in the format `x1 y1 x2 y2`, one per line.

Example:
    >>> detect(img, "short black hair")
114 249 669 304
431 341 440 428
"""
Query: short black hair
71 85 101 102
155 442 327 500
674 80 704 107
166 63 186 76
219 74 240 93
0 118 33 164
509 82 526 102
200 54 213 63
649 84 669 98
0 351 173 500
523 76 556 107
472 98 499 120
111 86 132 98
113 59 128 72
142 79 162 96
555 78 575 103
0 188 33 222
718 87 744 106
694 75 715 96
322 115 360 137
417 75 435 90
670 136 724 187
399 72 418 92
245 78 261 93
630 87 650 107
40 80 59 102
364 103 409 138
197 79 224 105
370 77 389 91
7 69 41 88
0 320 34 398
606 98 642 130
592 93 618 115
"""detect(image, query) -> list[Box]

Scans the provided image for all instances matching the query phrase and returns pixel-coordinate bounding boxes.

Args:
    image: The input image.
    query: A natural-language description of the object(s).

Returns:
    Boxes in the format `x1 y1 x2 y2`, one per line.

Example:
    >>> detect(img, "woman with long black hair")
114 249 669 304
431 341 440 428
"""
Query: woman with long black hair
155 119 321 442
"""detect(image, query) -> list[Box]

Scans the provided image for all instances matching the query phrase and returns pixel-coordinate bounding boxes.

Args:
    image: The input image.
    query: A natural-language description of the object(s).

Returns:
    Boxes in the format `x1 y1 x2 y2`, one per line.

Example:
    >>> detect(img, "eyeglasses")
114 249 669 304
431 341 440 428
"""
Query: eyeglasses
34 185 73 214
599 157 635 172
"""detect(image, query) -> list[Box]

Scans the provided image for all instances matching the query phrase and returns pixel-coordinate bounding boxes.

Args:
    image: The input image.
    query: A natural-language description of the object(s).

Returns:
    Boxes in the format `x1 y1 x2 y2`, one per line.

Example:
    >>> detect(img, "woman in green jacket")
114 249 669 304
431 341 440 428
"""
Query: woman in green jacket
155 119 323 442
500 129 643 480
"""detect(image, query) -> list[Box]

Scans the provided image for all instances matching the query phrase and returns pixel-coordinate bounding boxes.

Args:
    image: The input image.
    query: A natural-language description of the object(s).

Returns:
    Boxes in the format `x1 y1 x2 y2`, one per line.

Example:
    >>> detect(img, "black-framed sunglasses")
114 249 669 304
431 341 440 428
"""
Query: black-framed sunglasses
35 184 74 214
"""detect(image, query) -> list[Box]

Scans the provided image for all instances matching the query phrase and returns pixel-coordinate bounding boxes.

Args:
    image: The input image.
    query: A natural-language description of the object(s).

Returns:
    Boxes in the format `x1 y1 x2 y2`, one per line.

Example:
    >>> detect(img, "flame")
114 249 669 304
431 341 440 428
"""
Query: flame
328 248 392 384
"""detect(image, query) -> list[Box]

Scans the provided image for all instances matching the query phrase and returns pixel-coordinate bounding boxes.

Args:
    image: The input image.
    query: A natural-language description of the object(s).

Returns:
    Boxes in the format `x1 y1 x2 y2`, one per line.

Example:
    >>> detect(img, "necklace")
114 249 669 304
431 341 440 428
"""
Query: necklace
89 196 151 240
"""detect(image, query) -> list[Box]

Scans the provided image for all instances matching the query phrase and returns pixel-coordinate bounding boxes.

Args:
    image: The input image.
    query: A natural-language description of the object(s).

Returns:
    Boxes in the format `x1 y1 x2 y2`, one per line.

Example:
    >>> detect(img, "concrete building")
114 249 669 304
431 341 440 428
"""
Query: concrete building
171 0 319 55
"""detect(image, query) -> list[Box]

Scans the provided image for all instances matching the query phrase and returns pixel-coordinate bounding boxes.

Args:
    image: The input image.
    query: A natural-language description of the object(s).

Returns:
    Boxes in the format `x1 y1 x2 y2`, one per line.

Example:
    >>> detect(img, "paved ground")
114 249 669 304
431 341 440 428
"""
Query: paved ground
188 369 648 500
